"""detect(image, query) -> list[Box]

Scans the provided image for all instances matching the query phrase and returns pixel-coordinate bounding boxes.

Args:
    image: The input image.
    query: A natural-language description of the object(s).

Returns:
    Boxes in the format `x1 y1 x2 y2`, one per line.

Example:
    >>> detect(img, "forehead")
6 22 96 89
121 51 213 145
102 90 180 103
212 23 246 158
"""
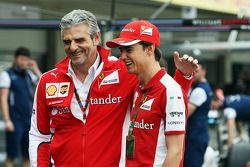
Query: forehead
62 23 90 39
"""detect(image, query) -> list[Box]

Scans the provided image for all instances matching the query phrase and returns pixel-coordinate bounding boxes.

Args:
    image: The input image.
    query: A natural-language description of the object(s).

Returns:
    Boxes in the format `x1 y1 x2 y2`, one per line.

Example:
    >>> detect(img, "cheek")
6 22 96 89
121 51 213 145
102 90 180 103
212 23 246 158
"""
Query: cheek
19 60 28 67
23 60 29 65
64 45 70 52
83 42 93 49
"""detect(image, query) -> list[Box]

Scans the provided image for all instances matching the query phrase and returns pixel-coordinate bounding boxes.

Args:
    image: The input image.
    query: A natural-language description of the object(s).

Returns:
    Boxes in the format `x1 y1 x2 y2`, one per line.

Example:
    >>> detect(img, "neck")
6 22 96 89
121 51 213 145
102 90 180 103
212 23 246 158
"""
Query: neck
14 65 26 73
137 62 161 87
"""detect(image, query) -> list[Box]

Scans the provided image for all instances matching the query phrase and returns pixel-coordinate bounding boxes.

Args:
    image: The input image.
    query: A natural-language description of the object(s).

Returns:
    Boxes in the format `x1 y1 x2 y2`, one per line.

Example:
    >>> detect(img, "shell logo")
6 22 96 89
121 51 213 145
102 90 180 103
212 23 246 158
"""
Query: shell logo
47 85 57 96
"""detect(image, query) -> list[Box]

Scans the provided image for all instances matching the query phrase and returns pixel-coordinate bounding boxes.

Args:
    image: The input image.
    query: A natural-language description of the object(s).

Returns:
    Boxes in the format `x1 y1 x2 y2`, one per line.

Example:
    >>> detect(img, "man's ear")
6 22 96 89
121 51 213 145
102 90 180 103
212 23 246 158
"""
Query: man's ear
93 32 101 46
146 44 155 56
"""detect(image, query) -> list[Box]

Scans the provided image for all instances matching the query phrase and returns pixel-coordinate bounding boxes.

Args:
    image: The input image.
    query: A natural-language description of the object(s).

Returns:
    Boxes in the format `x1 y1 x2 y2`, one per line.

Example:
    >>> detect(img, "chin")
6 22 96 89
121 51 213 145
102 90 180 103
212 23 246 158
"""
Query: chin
72 59 84 66
126 66 135 73
128 70 136 74
19 66 28 70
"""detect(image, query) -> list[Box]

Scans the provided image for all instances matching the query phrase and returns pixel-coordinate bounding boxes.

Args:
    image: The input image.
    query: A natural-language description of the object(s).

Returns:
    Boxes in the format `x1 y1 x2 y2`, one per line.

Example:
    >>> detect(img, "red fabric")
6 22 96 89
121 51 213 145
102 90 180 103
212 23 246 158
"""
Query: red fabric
106 20 160 48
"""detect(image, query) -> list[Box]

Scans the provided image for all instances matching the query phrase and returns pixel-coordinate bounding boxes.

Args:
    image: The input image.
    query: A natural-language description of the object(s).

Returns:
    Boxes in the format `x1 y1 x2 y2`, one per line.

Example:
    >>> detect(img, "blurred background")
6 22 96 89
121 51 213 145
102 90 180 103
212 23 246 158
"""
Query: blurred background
0 0 250 166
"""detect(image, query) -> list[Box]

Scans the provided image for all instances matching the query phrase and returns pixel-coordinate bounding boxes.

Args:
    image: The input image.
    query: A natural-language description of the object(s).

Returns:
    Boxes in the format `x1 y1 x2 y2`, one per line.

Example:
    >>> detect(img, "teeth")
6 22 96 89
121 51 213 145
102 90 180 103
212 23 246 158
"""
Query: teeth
73 52 81 56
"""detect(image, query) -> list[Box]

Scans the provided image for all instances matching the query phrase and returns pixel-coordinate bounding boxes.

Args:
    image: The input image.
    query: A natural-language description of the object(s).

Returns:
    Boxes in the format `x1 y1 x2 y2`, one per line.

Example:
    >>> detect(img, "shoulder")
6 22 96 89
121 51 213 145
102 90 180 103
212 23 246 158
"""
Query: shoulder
0 70 11 88
159 73 186 103
189 87 208 106
104 55 122 67
191 87 206 96
38 68 60 83
107 55 118 61
103 56 138 88
189 87 207 100
105 55 121 66
104 56 128 72
224 107 236 119
0 70 10 80
160 73 181 92
199 82 212 91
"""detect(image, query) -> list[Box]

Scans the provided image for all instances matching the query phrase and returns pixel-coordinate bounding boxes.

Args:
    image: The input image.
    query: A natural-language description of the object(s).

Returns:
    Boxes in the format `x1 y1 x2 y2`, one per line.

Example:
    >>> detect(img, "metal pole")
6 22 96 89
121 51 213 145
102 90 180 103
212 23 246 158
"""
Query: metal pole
110 0 116 21
150 0 172 19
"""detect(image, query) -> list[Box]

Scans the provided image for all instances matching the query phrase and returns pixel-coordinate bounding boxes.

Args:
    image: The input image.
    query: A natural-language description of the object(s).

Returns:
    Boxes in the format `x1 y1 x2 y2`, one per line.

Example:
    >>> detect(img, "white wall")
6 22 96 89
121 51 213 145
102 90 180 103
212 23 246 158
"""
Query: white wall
0 29 46 53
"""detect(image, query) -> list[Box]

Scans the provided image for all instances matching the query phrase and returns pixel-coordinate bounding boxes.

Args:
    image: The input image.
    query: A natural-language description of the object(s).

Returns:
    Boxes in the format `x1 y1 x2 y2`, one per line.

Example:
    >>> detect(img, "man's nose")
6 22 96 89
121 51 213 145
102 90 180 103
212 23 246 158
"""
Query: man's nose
70 41 78 52
120 50 127 60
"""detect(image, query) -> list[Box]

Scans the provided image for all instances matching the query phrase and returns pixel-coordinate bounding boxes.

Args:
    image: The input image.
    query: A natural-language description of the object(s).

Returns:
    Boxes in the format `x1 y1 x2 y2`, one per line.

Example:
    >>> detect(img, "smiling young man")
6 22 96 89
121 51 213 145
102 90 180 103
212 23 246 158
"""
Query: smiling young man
106 20 190 167
29 10 198 167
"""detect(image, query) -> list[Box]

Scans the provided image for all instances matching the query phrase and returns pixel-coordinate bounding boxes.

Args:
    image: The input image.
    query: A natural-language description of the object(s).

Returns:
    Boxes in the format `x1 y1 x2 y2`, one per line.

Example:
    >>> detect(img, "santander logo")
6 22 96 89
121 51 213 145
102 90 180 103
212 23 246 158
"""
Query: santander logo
90 94 122 105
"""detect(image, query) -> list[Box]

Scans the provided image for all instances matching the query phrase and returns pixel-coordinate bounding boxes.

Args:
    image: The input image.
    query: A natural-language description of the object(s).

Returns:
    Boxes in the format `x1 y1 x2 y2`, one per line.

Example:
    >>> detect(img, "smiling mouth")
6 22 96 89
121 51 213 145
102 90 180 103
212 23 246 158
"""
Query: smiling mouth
126 62 132 66
123 60 132 66
72 52 82 57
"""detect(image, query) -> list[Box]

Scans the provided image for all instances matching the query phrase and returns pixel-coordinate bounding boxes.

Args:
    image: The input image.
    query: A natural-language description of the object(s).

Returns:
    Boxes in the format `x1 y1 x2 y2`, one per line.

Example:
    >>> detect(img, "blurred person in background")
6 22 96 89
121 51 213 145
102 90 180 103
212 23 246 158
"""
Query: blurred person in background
211 89 250 146
235 70 249 94
106 20 194 167
184 62 213 167
29 9 198 167
0 46 41 167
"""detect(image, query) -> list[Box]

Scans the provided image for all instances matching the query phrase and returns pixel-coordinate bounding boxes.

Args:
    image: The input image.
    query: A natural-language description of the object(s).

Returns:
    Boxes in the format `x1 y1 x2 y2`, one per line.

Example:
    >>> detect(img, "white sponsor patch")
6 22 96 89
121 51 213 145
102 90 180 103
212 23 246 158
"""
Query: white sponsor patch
166 95 185 131
58 82 70 97
140 98 154 111
140 27 153 36
99 70 120 87
46 82 70 99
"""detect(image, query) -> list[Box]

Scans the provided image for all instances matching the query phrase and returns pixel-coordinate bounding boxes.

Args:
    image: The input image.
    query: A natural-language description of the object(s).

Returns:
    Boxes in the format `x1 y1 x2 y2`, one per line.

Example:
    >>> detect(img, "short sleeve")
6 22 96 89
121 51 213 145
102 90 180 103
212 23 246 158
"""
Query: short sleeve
162 74 186 135
0 71 11 88
189 87 207 107
224 107 236 119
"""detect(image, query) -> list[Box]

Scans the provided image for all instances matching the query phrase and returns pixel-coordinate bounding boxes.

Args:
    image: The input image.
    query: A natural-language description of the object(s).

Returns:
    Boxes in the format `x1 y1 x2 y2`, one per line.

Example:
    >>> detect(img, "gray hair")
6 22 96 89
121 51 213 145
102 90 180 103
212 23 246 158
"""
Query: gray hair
60 9 100 38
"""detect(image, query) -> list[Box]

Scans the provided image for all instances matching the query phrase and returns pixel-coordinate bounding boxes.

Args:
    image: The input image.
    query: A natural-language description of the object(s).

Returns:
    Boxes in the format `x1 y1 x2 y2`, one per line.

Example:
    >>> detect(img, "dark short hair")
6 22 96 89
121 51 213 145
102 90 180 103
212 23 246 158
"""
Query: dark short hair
138 41 161 61
197 60 207 70
14 47 30 58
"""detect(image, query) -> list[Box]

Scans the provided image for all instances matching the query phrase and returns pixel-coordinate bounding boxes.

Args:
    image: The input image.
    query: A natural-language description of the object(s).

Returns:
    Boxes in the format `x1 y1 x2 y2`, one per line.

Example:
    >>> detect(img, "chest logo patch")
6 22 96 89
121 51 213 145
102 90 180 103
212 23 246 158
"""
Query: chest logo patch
140 98 155 111
47 85 57 96
60 84 69 95
51 106 70 116
46 82 70 99
98 69 120 87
